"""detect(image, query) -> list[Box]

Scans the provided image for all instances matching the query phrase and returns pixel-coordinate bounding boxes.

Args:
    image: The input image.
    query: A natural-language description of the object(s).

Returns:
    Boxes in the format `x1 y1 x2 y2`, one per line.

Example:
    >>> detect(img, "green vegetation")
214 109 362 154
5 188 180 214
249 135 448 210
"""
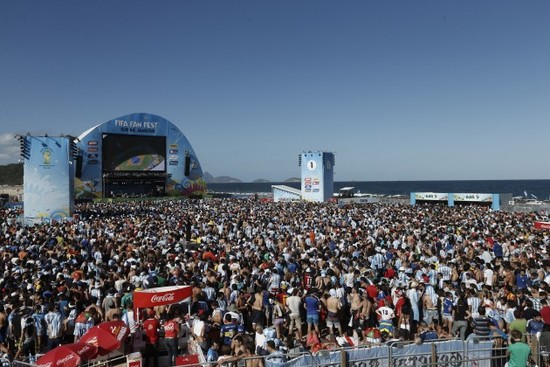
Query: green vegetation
0 163 23 185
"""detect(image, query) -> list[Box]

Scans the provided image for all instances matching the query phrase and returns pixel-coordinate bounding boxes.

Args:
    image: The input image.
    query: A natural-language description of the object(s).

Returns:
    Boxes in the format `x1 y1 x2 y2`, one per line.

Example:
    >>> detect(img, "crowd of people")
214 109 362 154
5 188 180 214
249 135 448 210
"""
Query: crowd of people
0 198 549 367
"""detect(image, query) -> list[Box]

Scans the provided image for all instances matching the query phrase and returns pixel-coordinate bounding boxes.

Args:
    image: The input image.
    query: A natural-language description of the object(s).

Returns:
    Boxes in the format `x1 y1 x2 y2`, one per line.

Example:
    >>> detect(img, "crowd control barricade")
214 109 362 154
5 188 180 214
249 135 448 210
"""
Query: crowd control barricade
11 334 549 367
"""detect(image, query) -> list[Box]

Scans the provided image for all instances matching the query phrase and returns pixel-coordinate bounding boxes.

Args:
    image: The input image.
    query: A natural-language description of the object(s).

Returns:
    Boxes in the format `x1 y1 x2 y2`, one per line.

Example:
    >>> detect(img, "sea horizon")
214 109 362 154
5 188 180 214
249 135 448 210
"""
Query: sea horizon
207 179 550 200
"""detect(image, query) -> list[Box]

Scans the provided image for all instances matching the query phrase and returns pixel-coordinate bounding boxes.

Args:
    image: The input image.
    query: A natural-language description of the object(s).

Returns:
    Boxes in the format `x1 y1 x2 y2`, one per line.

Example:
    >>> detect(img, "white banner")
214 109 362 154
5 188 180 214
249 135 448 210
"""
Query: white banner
415 192 449 201
453 193 493 202
286 340 493 367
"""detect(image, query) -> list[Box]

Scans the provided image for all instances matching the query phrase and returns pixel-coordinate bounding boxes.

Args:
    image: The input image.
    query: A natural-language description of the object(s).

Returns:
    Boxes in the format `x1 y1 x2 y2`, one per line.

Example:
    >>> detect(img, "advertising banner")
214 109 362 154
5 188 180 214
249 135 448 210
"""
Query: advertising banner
453 193 493 202
133 285 193 308
535 221 550 230
23 136 73 225
301 152 326 202
414 192 449 201
287 340 492 367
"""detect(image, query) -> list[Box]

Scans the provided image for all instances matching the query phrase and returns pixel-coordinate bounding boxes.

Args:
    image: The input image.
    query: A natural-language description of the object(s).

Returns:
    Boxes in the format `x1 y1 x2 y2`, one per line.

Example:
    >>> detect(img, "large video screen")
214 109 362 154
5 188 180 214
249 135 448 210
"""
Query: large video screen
102 134 166 172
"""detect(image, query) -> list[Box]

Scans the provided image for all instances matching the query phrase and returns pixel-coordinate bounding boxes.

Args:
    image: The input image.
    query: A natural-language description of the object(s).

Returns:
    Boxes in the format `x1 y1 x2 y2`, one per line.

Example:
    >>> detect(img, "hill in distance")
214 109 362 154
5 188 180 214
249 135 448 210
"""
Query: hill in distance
204 172 301 183
0 165 300 185
203 172 242 183
0 163 23 185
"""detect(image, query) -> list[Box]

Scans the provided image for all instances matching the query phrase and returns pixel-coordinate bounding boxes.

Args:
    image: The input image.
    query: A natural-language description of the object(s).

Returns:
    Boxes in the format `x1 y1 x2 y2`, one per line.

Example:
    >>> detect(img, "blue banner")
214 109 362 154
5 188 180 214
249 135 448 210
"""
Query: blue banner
284 340 492 367
23 136 73 224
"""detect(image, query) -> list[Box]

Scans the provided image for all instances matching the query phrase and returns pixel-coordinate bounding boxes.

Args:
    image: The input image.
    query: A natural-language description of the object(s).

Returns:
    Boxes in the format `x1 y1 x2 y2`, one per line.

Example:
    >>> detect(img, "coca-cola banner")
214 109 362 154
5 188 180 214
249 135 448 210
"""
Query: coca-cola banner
133 285 193 309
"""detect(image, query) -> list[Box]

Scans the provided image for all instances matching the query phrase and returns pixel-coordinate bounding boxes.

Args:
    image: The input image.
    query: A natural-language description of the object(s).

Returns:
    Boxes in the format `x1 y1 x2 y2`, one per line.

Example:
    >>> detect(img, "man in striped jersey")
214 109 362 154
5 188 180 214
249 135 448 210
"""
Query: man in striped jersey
44 304 64 350
438 261 451 283
467 289 481 319
370 248 386 279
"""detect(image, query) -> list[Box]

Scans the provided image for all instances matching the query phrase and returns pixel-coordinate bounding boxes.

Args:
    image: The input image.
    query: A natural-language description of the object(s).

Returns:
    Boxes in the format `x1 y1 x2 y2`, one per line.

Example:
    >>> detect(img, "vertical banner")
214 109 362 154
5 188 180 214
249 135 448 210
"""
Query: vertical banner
23 136 73 225
301 151 334 202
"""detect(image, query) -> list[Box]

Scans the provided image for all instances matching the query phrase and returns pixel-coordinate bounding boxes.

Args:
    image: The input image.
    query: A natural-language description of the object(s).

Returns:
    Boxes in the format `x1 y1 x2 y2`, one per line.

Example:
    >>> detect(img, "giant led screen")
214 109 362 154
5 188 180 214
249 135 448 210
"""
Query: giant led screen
102 134 166 172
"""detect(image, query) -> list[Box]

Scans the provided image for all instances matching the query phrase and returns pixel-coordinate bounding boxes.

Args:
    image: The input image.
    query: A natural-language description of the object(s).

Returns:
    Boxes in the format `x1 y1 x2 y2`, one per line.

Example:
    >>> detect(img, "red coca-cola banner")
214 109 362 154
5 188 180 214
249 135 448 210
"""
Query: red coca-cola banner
133 285 193 308
534 221 550 230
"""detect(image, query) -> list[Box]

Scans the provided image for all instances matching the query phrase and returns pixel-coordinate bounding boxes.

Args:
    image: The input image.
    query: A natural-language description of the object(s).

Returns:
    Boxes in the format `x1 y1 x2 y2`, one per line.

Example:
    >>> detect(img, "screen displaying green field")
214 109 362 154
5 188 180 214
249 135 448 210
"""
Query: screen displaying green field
103 134 166 172
115 154 165 171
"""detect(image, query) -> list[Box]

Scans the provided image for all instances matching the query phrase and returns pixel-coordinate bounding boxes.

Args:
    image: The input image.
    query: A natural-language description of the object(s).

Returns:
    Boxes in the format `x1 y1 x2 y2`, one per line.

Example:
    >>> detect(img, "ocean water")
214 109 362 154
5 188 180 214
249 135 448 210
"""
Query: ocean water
208 179 550 200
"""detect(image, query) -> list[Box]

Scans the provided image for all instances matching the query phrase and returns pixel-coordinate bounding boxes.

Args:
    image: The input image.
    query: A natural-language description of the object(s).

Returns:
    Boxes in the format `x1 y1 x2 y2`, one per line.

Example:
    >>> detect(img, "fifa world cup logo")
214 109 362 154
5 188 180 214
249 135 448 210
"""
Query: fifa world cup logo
43 150 51 165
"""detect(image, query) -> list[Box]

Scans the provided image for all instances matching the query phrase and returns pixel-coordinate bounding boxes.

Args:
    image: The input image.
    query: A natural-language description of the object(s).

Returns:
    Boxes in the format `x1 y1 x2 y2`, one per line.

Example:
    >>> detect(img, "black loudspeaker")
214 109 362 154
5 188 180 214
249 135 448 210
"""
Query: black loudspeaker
75 155 83 178
184 155 191 176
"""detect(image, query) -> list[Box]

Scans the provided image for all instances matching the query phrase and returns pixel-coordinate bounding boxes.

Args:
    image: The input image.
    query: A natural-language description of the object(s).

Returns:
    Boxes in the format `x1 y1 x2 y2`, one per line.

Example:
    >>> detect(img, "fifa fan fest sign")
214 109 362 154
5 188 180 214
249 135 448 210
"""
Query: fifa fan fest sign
75 113 206 199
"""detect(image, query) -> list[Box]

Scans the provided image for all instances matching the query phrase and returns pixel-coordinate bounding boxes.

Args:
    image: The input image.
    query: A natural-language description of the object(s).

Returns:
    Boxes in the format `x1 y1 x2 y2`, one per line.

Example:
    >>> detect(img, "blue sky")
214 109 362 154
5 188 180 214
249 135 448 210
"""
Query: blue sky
1 1 549 182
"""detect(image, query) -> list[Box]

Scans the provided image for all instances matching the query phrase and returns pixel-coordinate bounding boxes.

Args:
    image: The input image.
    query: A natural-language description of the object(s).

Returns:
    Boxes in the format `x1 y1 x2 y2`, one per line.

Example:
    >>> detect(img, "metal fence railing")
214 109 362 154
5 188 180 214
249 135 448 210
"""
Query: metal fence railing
9 336 549 367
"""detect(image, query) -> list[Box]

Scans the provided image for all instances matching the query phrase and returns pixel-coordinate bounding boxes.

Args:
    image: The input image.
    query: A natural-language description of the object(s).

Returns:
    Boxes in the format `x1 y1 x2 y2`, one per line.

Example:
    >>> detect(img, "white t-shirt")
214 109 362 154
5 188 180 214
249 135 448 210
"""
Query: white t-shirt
483 269 494 286
286 296 302 316
377 306 395 321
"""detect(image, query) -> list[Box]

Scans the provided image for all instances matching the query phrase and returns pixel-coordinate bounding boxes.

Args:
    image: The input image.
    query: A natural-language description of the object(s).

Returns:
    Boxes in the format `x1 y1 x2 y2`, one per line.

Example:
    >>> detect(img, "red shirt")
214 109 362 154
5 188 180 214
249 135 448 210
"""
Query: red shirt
304 274 313 290
144 318 160 344
367 285 378 299
395 296 405 317
163 319 179 339
384 268 396 279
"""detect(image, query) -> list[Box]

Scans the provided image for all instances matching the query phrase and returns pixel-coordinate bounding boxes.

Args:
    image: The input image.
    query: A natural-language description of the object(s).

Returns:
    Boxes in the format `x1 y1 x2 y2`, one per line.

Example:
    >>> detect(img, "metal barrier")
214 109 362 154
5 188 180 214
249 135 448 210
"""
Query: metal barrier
12 360 32 367
10 336 549 367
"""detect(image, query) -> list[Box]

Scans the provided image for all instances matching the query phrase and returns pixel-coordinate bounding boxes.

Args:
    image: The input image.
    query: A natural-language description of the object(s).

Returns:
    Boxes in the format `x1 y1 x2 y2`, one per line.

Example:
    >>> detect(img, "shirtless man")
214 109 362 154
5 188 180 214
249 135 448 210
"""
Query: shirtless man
423 289 438 326
326 290 343 338
349 287 362 332
249 286 264 329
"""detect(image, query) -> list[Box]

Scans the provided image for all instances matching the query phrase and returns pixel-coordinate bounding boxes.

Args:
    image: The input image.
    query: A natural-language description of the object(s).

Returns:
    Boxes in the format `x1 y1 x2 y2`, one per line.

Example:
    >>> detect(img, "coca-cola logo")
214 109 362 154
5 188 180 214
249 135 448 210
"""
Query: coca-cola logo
57 354 76 366
151 293 175 303
165 323 175 331
78 345 93 354
116 326 129 341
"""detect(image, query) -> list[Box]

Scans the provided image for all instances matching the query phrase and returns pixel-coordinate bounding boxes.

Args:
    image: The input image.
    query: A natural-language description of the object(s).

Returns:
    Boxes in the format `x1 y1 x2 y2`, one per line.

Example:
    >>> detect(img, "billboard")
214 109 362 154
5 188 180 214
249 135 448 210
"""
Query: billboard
414 192 449 201
452 193 493 202
300 151 335 202
75 113 206 198
102 134 166 172
23 136 73 224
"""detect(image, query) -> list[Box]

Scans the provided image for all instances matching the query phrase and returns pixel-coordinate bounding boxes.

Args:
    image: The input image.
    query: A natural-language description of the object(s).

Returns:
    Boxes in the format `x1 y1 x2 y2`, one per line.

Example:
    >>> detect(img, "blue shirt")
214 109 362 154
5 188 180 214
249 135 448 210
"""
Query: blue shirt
516 274 529 289
493 242 503 257
442 298 453 316
287 262 298 274
206 348 219 362
304 296 320 316
420 330 438 342
220 323 244 346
